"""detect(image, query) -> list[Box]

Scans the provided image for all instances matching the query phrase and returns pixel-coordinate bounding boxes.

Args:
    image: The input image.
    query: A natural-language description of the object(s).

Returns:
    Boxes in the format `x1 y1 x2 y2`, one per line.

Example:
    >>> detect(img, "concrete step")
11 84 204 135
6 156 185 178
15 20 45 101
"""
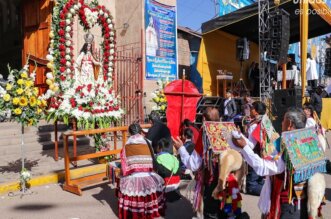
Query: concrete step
0 130 93 147
0 137 92 156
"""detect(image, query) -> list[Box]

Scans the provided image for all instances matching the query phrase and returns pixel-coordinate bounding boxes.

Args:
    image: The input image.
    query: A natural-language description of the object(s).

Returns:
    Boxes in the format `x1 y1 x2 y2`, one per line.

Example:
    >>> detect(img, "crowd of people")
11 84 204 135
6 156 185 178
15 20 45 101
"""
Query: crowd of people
116 89 329 219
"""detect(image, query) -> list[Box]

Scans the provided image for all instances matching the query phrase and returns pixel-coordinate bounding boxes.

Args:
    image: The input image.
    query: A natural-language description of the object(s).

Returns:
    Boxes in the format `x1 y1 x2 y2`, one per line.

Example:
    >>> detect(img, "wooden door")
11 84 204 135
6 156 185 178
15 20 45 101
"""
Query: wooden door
22 0 52 94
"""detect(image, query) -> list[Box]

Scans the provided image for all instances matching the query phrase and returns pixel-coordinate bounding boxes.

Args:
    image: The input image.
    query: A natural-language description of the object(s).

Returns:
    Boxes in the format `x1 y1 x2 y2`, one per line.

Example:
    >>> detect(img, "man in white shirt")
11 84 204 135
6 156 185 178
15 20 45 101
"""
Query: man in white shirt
231 108 325 219
306 53 318 90
172 107 248 218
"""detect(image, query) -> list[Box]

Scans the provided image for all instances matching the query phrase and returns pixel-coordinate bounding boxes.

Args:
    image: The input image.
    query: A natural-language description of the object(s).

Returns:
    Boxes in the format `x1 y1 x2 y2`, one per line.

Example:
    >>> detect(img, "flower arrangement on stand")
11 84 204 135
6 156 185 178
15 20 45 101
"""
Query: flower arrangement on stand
151 79 168 118
20 168 32 190
0 64 47 193
43 0 123 151
43 0 122 129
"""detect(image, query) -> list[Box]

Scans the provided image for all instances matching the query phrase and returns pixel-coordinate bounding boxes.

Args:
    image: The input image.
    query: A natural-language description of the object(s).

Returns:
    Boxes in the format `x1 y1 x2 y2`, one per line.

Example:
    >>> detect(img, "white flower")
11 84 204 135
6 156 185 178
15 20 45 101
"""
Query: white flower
67 13 73 19
21 170 31 181
46 72 53 79
82 112 91 119
110 37 114 41
65 41 71 46
107 73 112 77
108 24 113 29
110 31 115 36
65 26 71 32
110 49 114 54
84 8 98 28
104 13 109 18
108 67 113 72
109 62 113 67
110 43 115 48
66 48 71 53
99 10 104 15
65 55 71 60
109 56 114 60
107 18 111 23
70 8 75 14
66 19 71 25
77 2 81 8
65 33 71 39
151 92 157 98
46 54 53 61
66 61 71 67
50 39 54 44
66 69 71 74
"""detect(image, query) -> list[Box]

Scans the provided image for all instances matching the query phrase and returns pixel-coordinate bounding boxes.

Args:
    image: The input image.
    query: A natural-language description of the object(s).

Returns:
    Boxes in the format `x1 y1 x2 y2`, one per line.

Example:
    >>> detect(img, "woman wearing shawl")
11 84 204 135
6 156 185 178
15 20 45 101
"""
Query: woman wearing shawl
118 123 165 219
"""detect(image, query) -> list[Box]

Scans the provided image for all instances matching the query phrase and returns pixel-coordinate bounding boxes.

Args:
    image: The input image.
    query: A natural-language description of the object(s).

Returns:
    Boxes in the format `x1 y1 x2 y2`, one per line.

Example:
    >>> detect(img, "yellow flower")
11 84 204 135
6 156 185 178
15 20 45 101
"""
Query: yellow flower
41 99 47 107
17 79 24 85
14 108 22 115
6 83 12 91
160 105 166 110
25 80 34 87
37 108 42 114
16 88 24 95
37 99 42 106
19 96 28 107
29 96 37 107
28 119 34 126
26 90 32 97
33 88 39 96
12 97 20 105
21 72 28 78
3 94 10 101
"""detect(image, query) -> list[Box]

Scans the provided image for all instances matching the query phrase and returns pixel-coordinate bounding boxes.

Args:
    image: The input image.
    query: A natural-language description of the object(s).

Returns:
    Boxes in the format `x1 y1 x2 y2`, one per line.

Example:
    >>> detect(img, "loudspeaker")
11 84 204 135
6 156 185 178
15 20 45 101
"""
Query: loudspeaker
267 9 290 65
272 88 302 133
236 38 249 61
325 48 331 77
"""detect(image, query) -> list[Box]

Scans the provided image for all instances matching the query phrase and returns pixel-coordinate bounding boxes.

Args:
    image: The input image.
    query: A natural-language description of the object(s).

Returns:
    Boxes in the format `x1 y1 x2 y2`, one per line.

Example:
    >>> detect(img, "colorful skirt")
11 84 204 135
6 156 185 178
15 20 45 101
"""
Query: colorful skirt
118 172 165 219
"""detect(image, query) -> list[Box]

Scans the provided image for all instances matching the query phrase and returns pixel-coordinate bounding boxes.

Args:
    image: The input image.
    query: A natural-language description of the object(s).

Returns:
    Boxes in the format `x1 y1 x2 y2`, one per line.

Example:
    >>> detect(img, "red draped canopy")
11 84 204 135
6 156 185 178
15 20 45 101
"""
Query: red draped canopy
164 79 201 137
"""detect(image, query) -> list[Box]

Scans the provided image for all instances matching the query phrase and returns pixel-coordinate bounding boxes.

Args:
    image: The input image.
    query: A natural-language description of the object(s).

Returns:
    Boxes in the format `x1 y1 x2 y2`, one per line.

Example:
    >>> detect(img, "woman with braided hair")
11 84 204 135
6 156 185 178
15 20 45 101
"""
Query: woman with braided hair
118 123 165 219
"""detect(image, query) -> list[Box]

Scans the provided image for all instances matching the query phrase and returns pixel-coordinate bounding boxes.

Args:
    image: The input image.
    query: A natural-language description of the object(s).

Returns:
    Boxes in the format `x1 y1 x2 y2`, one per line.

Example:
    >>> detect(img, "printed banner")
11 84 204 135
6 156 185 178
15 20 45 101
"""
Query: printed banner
203 121 236 153
145 0 177 80
282 127 326 183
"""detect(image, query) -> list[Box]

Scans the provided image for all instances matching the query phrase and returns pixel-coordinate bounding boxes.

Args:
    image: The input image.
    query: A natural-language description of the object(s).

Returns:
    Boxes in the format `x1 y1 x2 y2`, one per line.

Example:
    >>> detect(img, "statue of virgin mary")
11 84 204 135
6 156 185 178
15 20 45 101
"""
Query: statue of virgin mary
74 33 101 86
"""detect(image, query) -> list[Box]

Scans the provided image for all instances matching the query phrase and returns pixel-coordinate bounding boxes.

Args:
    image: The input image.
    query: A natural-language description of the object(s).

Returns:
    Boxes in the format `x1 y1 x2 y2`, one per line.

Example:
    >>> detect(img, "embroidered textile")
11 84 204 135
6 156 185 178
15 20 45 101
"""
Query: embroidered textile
203 122 236 154
282 127 327 183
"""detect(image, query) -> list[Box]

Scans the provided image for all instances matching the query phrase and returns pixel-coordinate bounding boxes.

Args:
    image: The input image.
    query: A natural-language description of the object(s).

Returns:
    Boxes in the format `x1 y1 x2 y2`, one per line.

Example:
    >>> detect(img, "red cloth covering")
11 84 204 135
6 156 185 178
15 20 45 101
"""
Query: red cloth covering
267 174 285 219
118 191 165 219
195 128 204 157
164 80 201 137
190 124 200 145
164 175 180 186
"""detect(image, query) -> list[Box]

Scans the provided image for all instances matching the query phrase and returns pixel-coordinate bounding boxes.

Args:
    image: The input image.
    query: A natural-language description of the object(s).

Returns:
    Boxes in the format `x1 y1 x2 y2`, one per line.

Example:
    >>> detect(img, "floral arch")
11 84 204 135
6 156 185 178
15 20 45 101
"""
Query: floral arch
43 0 123 128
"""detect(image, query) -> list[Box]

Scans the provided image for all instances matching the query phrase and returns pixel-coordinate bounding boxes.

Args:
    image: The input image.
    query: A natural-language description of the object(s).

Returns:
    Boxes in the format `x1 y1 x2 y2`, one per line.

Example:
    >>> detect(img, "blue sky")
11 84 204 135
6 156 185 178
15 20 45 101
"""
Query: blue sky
177 0 216 32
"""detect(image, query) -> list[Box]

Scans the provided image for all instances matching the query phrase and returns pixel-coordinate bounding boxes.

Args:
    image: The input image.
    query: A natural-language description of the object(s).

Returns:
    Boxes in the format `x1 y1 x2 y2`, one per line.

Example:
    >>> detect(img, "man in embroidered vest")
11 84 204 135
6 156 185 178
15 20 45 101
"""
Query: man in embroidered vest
172 107 248 219
231 107 326 219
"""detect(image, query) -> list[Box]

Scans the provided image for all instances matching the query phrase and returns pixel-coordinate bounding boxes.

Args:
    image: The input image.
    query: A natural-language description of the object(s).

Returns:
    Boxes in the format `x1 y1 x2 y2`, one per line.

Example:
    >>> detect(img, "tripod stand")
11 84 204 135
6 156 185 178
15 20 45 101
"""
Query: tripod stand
234 59 248 96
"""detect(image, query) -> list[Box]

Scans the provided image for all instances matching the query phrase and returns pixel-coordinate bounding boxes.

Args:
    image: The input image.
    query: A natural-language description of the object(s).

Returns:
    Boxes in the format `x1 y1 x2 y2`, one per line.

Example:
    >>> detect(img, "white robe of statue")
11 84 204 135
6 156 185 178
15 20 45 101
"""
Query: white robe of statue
74 51 99 85
146 25 158 56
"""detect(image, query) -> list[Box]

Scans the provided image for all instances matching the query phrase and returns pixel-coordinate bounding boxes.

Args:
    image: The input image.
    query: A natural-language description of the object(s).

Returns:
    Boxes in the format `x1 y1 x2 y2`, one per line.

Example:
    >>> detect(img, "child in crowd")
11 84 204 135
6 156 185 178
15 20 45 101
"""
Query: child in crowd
155 138 181 201
179 128 195 180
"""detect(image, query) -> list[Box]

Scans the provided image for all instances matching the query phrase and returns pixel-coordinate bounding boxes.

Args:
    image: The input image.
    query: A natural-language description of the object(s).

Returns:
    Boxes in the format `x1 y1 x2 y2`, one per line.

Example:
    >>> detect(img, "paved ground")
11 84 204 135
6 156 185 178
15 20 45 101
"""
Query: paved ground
0 132 330 219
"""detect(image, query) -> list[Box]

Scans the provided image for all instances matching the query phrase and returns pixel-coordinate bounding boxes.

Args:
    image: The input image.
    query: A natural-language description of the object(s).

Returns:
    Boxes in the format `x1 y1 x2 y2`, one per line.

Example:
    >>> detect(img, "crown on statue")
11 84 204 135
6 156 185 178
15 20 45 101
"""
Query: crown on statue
84 33 94 44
